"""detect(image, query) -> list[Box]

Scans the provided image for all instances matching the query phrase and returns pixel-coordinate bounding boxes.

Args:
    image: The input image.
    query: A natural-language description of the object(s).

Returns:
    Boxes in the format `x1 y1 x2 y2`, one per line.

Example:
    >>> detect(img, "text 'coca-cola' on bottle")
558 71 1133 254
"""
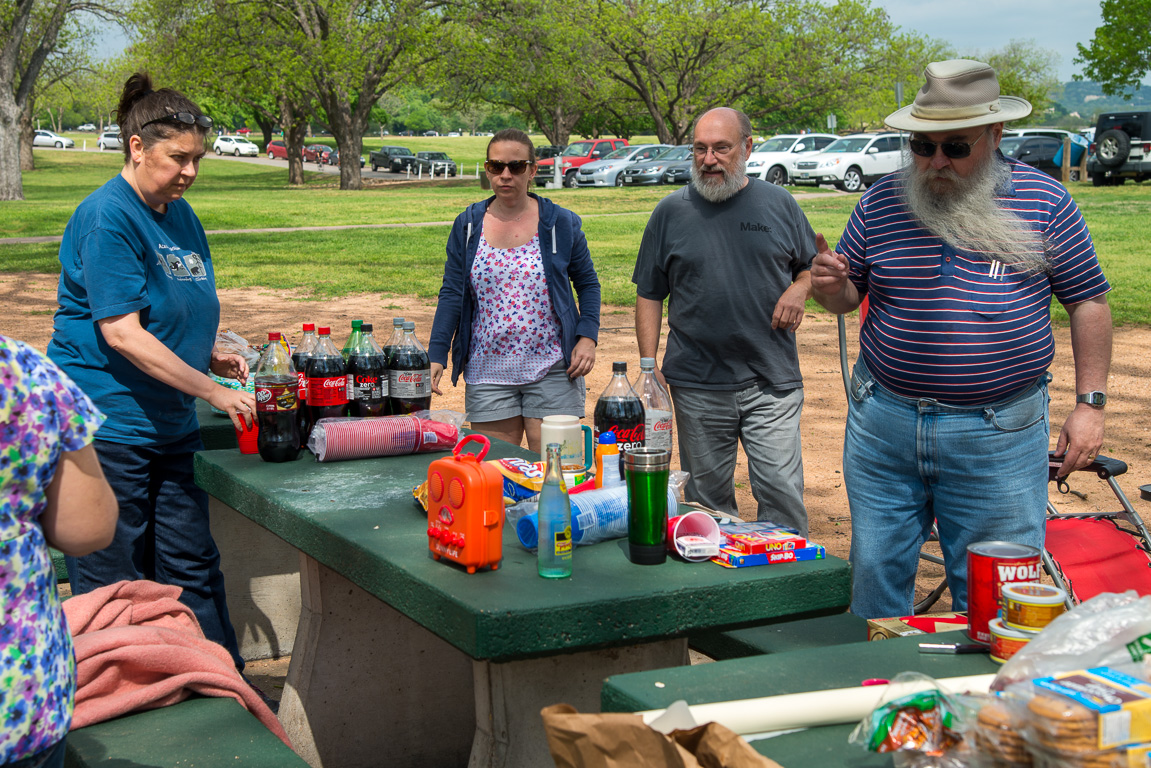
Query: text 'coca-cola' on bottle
636 357 673 453
389 320 432 415
593 361 645 452
348 322 389 417
306 326 349 424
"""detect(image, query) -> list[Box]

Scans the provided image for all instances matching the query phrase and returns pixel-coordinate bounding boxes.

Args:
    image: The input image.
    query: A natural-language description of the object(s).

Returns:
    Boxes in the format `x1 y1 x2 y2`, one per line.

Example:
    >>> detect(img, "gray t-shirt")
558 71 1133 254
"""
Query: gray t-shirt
632 178 816 390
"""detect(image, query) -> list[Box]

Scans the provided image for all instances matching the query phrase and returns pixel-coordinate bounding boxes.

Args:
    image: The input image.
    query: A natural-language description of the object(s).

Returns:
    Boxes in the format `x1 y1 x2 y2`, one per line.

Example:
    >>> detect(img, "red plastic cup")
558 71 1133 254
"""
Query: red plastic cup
666 511 722 561
235 415 259 454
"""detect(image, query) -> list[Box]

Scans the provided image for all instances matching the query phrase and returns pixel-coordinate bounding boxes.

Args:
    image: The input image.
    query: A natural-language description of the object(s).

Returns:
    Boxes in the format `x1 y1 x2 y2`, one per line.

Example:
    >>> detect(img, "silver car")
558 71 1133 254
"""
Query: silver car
32 130 74 148
97 132 123 151
576 144 670 187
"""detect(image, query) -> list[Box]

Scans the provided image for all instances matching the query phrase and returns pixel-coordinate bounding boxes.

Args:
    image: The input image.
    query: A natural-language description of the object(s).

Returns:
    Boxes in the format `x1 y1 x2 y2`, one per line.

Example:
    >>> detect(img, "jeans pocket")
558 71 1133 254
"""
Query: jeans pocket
848 362 874 404
985 388 1046 433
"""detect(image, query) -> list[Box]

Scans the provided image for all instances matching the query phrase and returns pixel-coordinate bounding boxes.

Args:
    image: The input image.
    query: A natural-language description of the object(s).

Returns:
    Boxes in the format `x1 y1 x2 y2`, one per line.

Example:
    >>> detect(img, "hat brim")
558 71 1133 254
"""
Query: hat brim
884 96 1032 133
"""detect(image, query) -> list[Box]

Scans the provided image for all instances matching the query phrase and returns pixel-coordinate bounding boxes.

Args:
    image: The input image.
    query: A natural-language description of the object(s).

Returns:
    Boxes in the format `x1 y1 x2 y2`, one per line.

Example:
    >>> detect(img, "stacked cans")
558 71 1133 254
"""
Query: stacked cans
967 541 1067 663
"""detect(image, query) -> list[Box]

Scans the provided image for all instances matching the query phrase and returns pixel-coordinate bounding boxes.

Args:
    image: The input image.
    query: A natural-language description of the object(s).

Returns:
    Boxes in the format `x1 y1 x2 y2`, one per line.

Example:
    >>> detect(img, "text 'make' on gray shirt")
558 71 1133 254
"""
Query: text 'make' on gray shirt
632 178 816 391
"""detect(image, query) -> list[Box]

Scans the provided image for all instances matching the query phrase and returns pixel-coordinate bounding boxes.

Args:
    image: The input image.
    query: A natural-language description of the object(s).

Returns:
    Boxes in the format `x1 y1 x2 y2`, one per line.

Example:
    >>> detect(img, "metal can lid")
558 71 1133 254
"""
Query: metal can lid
967 541 1041 559
1002 582 1066 606
989 617 1038 640
623 447 671 469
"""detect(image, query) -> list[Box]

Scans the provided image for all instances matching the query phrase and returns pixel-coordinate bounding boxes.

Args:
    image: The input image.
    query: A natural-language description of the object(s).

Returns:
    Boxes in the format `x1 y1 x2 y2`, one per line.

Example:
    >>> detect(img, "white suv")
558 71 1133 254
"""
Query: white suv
97 132 123 151
792 133 906 192
746 133 838 185
212 135 259 157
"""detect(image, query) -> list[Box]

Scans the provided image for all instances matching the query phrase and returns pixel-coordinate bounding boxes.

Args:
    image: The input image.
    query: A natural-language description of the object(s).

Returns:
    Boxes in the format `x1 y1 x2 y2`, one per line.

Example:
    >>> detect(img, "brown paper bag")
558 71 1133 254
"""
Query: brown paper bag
541 704 782 768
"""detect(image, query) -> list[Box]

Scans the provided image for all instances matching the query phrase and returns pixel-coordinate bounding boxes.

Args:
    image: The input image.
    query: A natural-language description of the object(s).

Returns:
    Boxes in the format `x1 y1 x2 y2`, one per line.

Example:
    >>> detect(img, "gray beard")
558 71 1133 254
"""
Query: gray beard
901 153 1053 274
691 154 747 203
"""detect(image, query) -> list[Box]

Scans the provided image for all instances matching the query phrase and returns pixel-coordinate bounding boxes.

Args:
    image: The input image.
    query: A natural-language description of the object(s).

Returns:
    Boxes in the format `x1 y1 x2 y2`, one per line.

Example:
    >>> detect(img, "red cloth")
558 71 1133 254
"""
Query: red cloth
62 580 290 747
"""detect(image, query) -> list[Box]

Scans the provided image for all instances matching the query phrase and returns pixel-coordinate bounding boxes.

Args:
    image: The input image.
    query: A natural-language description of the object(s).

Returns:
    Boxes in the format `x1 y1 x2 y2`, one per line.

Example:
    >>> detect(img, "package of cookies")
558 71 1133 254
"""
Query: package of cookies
974 697 1033 767
1026 668 1151 751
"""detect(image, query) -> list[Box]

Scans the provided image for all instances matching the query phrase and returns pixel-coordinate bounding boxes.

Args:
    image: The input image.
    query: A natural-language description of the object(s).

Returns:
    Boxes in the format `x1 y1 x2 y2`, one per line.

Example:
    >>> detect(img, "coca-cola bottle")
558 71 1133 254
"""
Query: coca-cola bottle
292 323 318 443
341 319 363 362
593 361 645 452
382 317 404 368
306 326 349 424
388 321 432 414
349 322 389 417
255 332 301 462
635 357 673 453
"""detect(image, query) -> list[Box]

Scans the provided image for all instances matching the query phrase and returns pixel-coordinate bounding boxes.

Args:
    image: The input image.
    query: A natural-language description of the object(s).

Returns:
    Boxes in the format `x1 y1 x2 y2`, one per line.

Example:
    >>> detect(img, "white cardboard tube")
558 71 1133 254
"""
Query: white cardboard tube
637 673 995 735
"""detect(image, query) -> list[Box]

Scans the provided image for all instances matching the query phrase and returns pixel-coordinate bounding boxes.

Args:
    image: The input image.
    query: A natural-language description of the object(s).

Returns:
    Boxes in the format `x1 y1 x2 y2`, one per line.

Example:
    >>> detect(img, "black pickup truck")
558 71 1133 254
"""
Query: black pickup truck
368 145 416 172
413 151 457 176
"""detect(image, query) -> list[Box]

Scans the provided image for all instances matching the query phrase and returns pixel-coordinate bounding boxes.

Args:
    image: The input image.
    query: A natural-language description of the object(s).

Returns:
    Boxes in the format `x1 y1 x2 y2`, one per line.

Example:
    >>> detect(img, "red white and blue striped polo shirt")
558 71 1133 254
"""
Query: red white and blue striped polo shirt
836 157 1110 405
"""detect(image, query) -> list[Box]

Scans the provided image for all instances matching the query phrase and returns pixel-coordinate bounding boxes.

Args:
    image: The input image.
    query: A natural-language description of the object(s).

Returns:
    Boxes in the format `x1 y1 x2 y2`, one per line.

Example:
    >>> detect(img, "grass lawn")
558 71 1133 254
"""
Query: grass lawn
4 152 1148 325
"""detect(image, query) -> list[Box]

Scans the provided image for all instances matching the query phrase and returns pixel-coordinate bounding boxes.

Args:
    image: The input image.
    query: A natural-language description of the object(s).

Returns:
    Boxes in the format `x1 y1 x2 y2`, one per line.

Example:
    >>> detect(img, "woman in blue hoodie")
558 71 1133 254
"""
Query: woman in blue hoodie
429 129 600 453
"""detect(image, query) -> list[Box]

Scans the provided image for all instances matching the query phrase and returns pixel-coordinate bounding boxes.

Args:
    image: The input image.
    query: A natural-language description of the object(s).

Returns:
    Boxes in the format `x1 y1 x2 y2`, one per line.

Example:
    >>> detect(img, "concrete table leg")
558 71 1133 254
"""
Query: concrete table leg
468 639 690 768
208 497 302 660
278 555 475 768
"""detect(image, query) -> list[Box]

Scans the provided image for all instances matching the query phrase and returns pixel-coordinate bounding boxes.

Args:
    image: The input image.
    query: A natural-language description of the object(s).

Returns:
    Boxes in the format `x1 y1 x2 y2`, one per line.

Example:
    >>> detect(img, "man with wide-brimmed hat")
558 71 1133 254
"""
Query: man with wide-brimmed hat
810 60 1113 619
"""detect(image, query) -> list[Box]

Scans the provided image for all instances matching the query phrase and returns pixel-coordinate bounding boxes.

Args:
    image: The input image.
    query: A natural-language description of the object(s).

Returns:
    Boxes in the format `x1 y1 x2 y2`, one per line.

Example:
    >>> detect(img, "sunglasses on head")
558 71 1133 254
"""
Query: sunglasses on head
484 159 533 175
908 131 986 159
140 112 214 131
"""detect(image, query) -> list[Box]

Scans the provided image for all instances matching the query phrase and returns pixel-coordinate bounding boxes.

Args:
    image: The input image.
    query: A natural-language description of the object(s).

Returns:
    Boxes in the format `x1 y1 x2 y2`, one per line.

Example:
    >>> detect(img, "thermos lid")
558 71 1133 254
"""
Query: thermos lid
623 447 671 470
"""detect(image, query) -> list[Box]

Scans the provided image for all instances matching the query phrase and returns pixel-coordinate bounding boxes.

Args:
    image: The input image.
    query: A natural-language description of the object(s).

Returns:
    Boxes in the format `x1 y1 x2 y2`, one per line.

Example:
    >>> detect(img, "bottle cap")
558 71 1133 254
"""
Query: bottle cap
403 321 415 331
393 317 405 326
598 431 617 445
351 319 363 329
268 332 281 341
640 357 655 369
361 323 373 333
302 323 315 332
319 327 331 335
612 361 628 373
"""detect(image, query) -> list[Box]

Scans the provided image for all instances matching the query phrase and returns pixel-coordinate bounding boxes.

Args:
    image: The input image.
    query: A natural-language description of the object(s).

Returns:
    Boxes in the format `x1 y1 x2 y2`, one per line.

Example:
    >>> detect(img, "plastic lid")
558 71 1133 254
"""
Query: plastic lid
318 326 331 335
598 431 617 444
393 317 404 325
1001 582 1066 605
268 332 281 341
623 447 671 469
612 361 628 373
351 319 363 329
302 323 315 332
640 357 655 368
361 323 373 333
403 321 415 330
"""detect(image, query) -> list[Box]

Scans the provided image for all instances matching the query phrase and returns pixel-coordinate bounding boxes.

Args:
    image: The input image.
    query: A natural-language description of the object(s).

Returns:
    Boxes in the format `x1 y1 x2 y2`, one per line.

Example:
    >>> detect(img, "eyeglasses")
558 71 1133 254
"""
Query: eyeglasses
692 144 735 158
140 112 214 131
484 159 533 175
908 132 986 159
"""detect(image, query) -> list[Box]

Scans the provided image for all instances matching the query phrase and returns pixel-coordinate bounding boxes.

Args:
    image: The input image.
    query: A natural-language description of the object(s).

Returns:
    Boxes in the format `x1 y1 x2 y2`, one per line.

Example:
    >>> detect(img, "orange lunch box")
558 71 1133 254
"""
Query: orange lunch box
426 434 504 573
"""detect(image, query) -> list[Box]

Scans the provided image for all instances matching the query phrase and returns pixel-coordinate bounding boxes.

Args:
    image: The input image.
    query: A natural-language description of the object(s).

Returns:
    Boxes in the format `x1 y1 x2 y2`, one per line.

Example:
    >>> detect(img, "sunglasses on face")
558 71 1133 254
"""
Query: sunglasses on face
140 112 214 131
484 159 533 175
908 131 986 159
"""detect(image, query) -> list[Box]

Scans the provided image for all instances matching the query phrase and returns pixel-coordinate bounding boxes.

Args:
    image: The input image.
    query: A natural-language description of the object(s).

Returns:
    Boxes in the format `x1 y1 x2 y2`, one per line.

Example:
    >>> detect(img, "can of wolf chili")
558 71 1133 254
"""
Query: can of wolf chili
966 541 1042 644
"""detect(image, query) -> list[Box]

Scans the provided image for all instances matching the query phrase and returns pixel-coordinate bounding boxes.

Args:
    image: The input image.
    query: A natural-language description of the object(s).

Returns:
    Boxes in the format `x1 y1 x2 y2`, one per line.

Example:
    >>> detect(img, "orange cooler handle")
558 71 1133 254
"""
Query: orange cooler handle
453 433 491 461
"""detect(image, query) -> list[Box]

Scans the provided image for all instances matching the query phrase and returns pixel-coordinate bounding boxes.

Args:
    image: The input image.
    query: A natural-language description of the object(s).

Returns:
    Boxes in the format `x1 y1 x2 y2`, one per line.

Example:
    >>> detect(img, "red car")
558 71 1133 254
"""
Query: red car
266 140 291 160
236 127 253 135
535 138 629 188
303 144 330 162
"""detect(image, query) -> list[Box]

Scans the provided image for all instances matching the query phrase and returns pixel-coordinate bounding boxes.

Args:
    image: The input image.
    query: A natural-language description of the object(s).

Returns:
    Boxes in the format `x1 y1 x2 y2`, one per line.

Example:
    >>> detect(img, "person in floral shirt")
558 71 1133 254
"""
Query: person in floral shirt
1 336 117 768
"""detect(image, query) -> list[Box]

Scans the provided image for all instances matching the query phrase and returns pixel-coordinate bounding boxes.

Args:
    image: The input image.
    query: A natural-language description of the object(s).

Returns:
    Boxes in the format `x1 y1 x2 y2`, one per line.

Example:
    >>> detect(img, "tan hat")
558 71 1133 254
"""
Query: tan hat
885 59 1032 133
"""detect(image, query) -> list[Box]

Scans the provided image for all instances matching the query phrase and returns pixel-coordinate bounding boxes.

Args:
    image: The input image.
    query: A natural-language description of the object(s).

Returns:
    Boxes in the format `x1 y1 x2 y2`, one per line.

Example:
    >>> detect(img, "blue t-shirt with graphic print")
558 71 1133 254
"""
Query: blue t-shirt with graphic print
47 174 220 445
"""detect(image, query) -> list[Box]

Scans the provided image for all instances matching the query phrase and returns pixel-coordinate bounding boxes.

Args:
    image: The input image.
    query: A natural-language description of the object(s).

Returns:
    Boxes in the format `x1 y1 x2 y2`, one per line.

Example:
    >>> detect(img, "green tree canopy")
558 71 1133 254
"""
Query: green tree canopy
1075 0 1151 97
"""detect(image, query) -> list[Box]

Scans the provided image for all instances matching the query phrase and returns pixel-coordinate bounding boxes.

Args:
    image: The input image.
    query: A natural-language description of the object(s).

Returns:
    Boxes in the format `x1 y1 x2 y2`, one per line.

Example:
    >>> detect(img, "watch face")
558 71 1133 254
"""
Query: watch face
1078 392 1106 406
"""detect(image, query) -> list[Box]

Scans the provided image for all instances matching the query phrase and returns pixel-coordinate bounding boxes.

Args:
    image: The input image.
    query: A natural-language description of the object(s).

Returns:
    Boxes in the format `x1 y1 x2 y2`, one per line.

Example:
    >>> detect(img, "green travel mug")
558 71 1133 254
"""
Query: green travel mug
624 448 671 565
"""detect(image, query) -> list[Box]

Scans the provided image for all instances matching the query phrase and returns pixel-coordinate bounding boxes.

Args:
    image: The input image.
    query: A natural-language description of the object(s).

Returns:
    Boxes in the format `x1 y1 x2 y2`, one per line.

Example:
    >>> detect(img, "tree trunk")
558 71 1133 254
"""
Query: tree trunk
19 102 35 172
0 91 26 201
279 94 308 186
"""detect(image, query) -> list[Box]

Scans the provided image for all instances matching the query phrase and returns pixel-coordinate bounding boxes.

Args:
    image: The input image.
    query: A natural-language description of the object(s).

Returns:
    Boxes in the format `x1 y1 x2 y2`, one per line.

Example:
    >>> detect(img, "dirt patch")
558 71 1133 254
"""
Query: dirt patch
5 272 1149 608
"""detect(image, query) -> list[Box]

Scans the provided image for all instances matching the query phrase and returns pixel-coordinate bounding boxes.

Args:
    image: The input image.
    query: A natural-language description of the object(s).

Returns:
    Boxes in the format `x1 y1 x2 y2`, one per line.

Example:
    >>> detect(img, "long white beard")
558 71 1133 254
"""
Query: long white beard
691 154 747 203
902 153 1053 274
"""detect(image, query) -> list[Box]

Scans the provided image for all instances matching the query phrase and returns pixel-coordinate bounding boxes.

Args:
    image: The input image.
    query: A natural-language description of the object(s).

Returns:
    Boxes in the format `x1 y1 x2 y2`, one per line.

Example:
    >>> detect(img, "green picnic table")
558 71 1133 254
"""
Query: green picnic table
602 629 1000 767
195 437 852 768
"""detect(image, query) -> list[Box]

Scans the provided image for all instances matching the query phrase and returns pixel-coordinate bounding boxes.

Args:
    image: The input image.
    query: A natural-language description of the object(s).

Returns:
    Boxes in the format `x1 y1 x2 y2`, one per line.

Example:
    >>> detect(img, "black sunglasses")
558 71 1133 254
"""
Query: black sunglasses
140 112 214 131
485 159 533 175
908 131 986 159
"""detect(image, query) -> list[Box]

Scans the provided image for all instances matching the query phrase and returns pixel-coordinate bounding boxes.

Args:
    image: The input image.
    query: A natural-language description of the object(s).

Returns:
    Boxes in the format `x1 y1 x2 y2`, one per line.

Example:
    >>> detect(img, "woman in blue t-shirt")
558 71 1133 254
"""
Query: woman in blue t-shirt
46 73 254 669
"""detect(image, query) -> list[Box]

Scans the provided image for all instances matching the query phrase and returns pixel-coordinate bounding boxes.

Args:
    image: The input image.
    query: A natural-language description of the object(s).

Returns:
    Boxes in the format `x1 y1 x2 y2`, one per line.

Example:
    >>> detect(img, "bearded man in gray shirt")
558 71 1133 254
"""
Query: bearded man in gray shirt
633 107 817 534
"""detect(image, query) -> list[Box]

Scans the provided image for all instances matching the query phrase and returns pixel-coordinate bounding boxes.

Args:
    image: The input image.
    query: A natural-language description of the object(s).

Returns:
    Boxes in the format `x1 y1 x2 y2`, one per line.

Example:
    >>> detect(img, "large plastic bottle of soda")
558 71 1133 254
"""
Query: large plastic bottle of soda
389 321 432 414
635 357 673 453
255 332 301 462
593 361 645 452
292 323 318 443
306 326 349 425
382 317 405 367
341 319 363 362
349 322 389 417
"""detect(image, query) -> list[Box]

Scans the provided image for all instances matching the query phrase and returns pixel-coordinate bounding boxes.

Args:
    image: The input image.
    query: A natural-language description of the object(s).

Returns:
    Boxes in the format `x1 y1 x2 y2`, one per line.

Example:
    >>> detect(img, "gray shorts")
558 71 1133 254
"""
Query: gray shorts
465 362 586 422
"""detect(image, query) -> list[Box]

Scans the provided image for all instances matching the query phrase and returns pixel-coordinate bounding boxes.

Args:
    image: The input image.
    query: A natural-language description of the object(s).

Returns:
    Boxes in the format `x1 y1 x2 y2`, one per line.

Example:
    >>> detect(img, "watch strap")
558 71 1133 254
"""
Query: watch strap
1076 391 1107 408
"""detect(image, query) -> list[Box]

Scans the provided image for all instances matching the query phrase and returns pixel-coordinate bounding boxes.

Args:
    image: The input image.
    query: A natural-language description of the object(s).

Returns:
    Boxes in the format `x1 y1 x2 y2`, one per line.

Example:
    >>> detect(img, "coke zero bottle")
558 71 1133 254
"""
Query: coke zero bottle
292 323 318 444
255 332 301 462
306 326 349 424
594 361 645 452
635 357 673 453
349 323 389 417
388 321 432 414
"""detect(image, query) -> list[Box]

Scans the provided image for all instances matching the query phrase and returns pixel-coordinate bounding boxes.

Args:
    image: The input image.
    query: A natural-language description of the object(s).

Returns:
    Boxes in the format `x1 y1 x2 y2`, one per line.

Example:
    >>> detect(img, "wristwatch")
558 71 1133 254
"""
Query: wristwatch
1076 391 1107 408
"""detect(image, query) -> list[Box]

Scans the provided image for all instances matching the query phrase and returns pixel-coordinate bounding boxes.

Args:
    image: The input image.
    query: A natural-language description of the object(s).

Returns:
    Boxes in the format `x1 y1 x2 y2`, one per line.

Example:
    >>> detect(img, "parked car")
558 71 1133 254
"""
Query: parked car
999 136 1064 180
619 145 692 185
214 135 260 157
423 130 439 137
301 143 330 162
414 151 457 176
266 139 291 160
536 145 564 159
536 138 628 187
325 147 365 167
447 132 461 138
1086 110 1151 186
32 130 74 148
576 144 670 187
77 123 96 132
791 133 905 192
746 133 838 185
368 145 416 172
97 132 123 151
661 158 692 185
236 127 253 135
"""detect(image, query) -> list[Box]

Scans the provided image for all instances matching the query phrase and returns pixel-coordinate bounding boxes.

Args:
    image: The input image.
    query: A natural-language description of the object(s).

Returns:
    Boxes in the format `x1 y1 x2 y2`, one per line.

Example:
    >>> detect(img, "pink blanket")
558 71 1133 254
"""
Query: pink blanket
63 580 290 746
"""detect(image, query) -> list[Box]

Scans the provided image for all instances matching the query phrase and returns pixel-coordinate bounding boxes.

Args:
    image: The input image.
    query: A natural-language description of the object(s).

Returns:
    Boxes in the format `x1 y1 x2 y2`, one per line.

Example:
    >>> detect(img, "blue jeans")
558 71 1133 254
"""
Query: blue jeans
844 359 1049 619
5 738 66 768
670 383 807 536
65 432 243 669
